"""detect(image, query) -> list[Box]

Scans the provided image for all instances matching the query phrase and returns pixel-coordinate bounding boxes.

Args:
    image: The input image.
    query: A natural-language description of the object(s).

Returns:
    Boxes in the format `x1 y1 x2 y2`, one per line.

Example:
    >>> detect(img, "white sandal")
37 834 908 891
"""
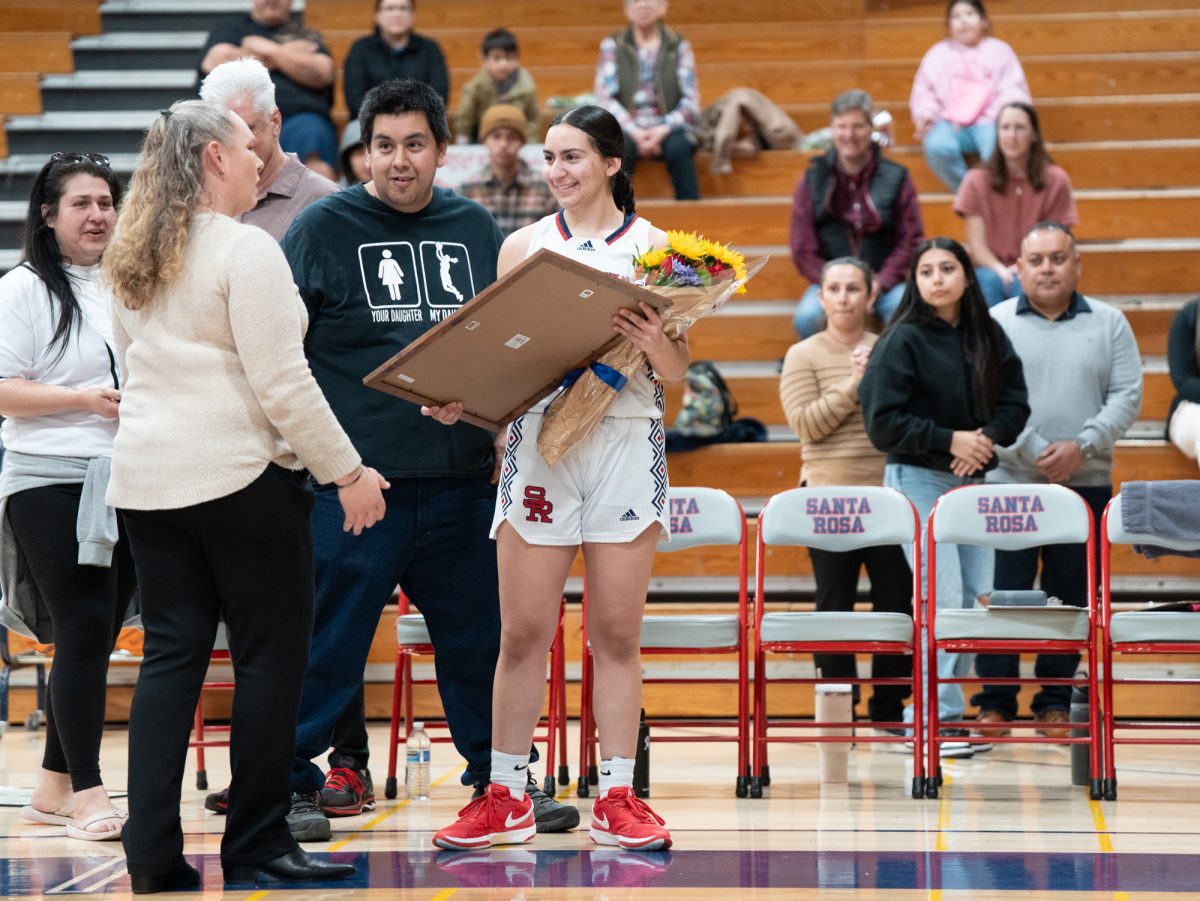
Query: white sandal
65 809 127 842
20 804 74 826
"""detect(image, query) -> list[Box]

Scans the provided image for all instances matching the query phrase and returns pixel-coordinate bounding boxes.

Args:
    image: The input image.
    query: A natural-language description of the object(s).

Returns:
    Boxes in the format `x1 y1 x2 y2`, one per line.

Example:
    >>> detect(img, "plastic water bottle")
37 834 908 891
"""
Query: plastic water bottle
405 722 432 800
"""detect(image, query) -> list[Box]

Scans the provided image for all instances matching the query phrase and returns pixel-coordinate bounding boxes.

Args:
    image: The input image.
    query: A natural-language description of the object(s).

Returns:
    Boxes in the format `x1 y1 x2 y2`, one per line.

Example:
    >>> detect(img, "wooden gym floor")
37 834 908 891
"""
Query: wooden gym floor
0 721 1197 898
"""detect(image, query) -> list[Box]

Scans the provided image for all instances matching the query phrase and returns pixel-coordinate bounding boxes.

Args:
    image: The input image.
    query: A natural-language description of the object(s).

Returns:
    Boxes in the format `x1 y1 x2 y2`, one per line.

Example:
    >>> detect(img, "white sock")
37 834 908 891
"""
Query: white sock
598 756 635 799
490 750 530 800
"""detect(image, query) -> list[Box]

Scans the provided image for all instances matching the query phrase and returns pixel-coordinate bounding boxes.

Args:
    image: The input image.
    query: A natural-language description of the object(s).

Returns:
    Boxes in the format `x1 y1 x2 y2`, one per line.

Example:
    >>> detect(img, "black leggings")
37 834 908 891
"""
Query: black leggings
6 482 135 792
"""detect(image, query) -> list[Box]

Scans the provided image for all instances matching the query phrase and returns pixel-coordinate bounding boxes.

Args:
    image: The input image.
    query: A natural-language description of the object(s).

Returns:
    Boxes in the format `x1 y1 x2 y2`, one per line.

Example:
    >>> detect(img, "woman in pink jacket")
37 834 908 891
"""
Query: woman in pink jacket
909 1 1030 191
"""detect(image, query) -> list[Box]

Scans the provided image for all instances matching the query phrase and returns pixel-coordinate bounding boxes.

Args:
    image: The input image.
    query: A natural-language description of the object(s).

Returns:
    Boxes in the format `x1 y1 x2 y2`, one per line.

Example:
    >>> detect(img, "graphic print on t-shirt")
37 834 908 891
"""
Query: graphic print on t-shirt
420 241 474 314
359 241 421 310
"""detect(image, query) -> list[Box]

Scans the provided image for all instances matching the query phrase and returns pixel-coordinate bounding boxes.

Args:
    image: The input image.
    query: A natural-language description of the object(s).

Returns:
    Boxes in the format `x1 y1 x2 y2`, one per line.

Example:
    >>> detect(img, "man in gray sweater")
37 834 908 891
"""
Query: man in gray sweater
973 221 1142 738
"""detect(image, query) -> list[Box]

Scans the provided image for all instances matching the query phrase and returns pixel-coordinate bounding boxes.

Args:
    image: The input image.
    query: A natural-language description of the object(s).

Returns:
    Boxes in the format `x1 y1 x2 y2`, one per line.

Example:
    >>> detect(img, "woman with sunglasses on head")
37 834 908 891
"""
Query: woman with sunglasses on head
104 100 385 892
859 237 1028 753
0 151 131 841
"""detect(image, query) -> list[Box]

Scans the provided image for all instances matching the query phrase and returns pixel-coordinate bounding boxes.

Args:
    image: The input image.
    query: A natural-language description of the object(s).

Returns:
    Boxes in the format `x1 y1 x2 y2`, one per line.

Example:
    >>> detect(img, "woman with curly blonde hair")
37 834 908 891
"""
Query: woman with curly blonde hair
103 98 387 892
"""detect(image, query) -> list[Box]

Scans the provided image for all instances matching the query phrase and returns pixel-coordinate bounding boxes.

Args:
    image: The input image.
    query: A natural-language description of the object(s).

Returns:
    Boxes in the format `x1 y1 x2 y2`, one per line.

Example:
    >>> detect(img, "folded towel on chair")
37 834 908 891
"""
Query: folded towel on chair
1122 480 1200 559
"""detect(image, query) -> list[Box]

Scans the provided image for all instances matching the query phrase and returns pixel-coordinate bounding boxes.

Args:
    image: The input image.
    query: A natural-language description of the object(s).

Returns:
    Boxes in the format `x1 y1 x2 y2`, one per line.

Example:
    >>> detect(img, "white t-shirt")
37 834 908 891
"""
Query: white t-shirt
0 263 120 458
526 211 664 419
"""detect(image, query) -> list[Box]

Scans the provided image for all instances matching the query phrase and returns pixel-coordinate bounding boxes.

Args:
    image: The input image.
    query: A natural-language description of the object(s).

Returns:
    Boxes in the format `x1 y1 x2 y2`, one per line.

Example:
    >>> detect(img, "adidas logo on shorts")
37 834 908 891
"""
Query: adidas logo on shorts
578 240 596 251
620 509 639 522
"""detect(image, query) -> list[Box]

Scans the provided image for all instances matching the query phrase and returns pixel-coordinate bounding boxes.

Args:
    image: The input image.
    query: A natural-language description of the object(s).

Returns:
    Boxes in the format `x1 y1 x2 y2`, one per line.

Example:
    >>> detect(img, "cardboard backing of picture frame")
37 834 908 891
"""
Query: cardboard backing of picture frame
363 248 671 430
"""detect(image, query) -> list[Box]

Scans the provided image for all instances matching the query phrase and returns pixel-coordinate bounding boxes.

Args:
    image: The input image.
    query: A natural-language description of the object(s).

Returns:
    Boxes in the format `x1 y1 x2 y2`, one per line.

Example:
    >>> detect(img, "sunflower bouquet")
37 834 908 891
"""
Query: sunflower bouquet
537 231 761 464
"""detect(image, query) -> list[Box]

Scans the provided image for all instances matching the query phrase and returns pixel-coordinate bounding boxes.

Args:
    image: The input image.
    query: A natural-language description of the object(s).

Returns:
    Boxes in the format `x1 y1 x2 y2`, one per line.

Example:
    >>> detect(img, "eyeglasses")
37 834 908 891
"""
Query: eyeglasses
48 151 111 168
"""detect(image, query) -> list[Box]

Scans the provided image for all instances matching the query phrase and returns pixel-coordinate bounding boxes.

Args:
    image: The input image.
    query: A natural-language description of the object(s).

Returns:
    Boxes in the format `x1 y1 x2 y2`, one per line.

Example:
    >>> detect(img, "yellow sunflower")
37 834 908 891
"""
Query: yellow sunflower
633 247 669 271
665 230 707 265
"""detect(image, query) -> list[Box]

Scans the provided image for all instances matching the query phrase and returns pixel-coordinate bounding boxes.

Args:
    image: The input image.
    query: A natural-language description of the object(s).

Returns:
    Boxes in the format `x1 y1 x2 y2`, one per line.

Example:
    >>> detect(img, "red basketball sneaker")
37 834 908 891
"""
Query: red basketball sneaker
589 787 672 851
433 783 536 850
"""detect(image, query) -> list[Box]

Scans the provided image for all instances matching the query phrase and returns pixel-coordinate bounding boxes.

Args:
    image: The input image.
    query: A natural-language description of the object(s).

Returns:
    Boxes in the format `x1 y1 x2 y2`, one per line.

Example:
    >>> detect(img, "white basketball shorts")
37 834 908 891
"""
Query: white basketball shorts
491 412 670 545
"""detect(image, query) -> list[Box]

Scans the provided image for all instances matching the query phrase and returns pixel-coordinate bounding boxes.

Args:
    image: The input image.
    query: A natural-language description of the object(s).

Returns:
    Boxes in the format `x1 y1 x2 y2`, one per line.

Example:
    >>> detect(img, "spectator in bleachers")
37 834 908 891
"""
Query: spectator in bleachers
200 57 338 242
1167 298 1200 463
975 221 1140 739
594 0 701 201
790 90 924 338
343 0 449 118
198 0 338 180
459 105 558 237
779 258 913 730
910 0 1030 192
104 99 384 889
454 29 541 144
0 153 131 842
860 237 1029 756
954 103 1077 308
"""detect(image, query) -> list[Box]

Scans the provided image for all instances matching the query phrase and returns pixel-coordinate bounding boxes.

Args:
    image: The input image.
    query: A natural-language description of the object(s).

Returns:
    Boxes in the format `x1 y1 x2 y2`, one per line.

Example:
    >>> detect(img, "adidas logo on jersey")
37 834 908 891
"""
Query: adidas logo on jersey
620 509 639 522
577 240 596 251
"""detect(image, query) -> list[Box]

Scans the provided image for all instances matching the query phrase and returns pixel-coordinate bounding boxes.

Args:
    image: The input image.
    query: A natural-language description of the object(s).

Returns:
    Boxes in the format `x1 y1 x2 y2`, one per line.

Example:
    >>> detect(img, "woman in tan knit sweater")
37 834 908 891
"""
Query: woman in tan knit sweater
778 257 913 731
102 100 387 892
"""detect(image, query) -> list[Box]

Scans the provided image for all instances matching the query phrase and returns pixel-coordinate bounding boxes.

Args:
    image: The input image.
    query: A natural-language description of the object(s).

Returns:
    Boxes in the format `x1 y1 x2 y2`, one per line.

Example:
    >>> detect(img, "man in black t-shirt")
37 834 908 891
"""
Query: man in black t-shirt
279 80 579 842
198 0 338 180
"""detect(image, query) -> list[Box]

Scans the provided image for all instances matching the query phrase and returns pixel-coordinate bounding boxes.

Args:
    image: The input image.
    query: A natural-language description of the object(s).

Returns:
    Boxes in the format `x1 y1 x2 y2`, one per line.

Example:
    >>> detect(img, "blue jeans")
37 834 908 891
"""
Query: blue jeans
884 463 994 724
974 266 1020 309
792 281 906 339
280 111 339 170
622 127 700 200
922 119 996 192
290 476 501 793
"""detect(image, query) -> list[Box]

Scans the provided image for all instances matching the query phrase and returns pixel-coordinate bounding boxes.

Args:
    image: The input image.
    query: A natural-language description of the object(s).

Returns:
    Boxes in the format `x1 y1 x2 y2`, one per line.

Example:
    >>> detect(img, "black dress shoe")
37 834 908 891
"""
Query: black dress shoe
223 848 355 883
129 860 201 894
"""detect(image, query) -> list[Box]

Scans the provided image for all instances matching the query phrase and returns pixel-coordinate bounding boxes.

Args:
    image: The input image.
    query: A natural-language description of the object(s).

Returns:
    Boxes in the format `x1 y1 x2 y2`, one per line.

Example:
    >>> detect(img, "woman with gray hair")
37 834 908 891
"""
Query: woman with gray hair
103 98 386 892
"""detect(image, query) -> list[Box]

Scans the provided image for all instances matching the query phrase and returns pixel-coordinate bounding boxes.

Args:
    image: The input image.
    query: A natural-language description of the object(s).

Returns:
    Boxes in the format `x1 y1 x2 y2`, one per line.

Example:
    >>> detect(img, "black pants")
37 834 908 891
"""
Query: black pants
327 687 369 770
6 483 135 792
809 544 913 723
621 127 701 200
120 464 315 874
972 485 1111 718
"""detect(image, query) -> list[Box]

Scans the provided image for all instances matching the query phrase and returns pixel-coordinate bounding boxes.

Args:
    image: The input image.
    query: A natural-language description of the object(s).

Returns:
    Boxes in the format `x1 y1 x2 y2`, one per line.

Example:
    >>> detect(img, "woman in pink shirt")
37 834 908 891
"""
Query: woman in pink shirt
953 102 1078 306
909 1 1030 191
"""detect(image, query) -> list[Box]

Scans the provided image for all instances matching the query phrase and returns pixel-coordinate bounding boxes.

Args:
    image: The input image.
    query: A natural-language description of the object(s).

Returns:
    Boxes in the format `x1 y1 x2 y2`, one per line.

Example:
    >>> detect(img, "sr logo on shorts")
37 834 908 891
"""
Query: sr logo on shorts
523 486 554 523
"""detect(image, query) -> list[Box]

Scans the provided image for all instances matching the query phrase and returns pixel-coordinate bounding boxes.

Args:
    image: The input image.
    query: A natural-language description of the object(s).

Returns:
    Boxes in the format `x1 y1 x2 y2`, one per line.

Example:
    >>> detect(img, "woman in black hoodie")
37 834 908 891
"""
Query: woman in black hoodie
859 236 1028 755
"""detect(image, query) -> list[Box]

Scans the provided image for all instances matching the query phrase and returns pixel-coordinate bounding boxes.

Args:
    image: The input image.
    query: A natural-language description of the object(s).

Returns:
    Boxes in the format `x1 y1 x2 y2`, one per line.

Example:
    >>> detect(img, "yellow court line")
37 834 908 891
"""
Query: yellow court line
242 891 272 901
1089 799 1129 901
928 768 954 901
431 890 457 901
326 765 463 852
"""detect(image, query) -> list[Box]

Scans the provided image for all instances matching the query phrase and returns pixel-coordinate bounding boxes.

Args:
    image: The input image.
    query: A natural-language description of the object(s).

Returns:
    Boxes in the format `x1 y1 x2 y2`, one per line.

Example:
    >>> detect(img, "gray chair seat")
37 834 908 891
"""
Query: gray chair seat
1110 611 1200 644
396 613 431 646
759 612 913 644
640 614 740 650
936 607 1089 641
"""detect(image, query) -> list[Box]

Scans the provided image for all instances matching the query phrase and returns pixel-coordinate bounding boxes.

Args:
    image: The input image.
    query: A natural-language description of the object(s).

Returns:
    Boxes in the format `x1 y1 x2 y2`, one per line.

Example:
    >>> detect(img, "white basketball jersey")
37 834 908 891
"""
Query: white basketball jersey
526 211 664 419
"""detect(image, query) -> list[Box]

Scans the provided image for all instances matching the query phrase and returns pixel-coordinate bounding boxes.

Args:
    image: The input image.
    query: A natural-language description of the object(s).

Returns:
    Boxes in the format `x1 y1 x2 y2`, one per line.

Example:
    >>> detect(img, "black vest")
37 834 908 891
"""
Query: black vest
614 24 683 117
805 147 908 271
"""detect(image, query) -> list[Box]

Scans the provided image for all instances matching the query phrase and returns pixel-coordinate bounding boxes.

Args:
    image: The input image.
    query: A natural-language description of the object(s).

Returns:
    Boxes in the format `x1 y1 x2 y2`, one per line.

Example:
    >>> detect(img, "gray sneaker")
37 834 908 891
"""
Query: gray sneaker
288 790 332 842
527 778 580 833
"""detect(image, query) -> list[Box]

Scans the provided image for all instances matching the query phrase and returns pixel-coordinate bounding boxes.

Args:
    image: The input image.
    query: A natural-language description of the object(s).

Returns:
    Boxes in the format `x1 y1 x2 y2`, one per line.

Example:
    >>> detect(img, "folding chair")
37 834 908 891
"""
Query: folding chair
752 486 924 799
926 483 1100 799
190 624 232 790
576 486 750 797
1101 492 1200 801
0 627 48 737
385 591 569 799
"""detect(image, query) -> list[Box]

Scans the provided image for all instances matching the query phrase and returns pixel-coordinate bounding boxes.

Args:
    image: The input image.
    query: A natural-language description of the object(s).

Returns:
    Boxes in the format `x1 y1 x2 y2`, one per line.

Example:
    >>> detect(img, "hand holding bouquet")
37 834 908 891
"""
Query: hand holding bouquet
536 232 760 464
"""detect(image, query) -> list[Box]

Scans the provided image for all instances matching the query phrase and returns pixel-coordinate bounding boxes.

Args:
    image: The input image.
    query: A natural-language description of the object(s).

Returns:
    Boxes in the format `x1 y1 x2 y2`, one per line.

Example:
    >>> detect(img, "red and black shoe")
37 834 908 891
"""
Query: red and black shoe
320 766 376 817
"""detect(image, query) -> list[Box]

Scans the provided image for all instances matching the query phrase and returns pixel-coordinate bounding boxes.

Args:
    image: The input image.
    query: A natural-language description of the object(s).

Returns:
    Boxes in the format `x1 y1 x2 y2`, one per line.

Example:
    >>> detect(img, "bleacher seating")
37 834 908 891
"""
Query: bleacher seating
0 0 1196 723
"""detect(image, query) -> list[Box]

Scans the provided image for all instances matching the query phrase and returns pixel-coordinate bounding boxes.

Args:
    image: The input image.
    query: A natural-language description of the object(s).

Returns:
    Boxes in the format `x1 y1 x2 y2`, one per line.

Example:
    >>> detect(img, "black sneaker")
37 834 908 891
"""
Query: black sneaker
204 786 229 815
526 776 579 833
939 728 981 758
287 790 332 842
320 766 376 817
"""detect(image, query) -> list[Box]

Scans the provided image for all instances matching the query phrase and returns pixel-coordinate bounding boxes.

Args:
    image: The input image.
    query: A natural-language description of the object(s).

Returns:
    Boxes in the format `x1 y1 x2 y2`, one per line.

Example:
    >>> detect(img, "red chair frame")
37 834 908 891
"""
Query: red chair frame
1101 492 1200 801
577 487 751 797
752 486 925 799
926 484 1100 800
385 591 569 799
190 627 232 790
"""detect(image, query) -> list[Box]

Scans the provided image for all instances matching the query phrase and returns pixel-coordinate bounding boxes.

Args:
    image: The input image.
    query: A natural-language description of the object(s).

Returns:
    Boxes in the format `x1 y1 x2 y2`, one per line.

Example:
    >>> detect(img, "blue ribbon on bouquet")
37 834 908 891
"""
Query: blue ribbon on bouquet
560 361 628 393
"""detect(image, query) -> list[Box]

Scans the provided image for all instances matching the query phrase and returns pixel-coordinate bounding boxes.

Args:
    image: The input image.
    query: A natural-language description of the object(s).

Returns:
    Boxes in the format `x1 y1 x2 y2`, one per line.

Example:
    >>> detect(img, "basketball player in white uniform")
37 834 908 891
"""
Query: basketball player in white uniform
429 105 686 852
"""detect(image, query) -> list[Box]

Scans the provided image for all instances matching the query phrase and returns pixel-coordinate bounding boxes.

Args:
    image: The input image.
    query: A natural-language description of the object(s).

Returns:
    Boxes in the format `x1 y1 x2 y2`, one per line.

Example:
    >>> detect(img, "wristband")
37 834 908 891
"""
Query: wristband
337 466 365 488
